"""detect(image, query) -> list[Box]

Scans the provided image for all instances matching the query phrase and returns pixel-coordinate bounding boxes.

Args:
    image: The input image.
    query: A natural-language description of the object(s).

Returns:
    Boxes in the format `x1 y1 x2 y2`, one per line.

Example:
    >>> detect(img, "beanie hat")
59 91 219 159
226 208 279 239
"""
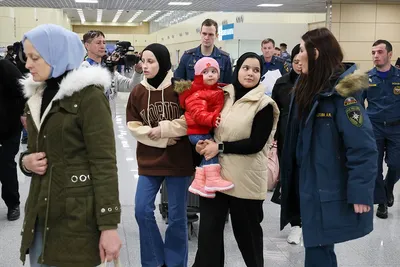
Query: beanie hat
194 57 220 75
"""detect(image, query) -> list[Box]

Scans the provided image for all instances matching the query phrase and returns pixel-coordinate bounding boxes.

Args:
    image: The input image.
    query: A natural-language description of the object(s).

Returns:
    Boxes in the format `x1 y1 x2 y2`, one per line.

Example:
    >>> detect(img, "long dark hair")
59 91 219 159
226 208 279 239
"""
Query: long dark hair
295 28 343 118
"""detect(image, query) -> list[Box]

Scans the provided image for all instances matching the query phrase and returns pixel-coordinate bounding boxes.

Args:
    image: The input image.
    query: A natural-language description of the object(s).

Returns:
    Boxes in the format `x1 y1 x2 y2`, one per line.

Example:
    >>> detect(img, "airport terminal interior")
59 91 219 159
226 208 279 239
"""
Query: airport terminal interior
1 0 400 266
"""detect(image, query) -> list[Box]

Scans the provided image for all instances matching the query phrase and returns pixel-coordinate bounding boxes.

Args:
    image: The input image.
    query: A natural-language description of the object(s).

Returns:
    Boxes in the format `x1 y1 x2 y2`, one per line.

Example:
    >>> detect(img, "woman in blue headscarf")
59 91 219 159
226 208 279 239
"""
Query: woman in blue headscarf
18 24 121 267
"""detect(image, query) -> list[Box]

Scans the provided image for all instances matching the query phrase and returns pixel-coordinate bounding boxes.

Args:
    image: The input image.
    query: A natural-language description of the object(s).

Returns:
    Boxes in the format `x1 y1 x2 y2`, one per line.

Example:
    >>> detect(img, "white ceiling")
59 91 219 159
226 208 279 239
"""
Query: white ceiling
0 0 328 23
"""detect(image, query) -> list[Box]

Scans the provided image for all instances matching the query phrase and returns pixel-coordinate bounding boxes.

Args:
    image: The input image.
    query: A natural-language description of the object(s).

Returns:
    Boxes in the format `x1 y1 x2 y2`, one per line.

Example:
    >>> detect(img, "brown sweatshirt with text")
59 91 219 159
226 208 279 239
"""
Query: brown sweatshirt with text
126 71 194 177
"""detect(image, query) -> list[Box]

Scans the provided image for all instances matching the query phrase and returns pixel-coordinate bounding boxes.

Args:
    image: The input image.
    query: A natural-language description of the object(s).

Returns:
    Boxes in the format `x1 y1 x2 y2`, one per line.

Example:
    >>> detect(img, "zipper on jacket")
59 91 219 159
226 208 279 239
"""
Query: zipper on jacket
26 109 40 152
41 164 53 263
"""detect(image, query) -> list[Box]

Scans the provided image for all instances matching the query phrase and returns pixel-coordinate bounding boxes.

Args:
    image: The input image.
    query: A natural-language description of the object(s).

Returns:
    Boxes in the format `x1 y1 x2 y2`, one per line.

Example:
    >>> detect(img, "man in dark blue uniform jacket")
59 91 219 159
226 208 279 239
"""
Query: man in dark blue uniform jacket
174 19 232 83
364 40 400 219
260 38 289 76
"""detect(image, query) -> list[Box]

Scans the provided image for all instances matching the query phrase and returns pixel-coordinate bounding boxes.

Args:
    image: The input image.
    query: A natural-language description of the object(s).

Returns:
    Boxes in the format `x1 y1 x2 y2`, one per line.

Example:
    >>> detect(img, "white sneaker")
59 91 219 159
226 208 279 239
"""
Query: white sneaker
287 226 302 245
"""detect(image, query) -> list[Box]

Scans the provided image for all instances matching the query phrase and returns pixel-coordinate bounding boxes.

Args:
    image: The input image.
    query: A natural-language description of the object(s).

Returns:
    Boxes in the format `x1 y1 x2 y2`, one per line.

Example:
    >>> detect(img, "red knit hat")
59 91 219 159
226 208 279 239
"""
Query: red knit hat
194 57 220 75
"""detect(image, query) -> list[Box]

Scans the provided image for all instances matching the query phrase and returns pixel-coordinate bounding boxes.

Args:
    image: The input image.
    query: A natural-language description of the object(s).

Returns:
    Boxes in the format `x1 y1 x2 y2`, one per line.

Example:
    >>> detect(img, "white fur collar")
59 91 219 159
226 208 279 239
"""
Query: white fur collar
20 66 111 131
20 66 111 100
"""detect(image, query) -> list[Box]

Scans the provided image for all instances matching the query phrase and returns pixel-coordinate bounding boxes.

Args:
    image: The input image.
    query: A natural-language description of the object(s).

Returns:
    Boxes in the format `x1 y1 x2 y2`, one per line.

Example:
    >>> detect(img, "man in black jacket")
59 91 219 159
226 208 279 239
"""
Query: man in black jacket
0 59 25 221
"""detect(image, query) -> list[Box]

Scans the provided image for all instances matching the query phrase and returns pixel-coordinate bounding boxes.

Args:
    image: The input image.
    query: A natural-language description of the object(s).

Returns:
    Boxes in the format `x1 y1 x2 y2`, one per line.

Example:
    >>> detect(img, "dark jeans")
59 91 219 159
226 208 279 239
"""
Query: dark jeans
193 192 264 267
372 122 400 204
305 245 337 267
0 132 21 208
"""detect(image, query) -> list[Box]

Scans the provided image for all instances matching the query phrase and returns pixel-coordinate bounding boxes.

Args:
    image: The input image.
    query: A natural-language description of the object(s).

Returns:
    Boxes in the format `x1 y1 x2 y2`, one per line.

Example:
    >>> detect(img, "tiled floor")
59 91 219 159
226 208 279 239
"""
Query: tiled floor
1 93 399 267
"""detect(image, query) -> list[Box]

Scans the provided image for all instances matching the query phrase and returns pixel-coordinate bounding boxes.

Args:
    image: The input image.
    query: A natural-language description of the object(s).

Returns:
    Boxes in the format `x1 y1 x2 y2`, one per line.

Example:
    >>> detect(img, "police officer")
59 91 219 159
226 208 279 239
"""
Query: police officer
174 19 232 83
260 38 289 76
280 43 291 63
364 40 400 219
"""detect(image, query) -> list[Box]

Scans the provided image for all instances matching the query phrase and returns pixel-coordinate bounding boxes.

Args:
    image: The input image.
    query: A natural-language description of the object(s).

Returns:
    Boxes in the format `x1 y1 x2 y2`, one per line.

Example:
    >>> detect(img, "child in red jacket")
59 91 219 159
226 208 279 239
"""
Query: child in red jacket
175 57 234 198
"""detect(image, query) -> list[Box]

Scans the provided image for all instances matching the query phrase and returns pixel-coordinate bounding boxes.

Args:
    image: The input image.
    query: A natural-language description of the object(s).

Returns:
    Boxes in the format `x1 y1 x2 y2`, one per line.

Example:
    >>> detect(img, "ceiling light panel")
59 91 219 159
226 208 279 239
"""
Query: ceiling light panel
96 9 103 22
257 4 283 7
168 2 192 5
154 11 174 22
77 9 85 23
112 9 124 23
127 10 143 23
143 11 161 22
75 0 98 3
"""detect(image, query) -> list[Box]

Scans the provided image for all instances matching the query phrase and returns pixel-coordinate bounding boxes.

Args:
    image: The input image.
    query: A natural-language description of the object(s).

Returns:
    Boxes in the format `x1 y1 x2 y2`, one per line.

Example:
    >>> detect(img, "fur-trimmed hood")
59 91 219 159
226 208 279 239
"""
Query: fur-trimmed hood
335 69 368 98
20 66 111 131
174 80 192 94
20 66 111 100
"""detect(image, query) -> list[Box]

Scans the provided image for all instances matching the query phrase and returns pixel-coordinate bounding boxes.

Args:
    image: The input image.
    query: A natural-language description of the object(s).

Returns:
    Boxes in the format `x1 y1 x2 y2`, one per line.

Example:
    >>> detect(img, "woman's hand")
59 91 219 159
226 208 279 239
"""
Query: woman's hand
148 126 161 140
354 204 371 214
196 140 207 154
99 229 122 263
201 140 219 161
22 152 47 175
167 137 180 146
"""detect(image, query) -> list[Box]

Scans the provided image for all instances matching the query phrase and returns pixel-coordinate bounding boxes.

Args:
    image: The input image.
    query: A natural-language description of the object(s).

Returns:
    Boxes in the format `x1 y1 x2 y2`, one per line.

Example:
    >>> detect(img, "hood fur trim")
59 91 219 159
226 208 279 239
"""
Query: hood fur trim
335 70 368 97
174 80 192 94
20 66 111 100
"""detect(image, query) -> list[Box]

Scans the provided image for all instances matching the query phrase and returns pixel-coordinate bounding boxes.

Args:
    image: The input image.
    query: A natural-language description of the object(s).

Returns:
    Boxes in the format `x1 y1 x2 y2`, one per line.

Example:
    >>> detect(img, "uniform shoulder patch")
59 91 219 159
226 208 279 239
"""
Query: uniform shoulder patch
283 62 289 73
393 86 400 95
344 97 358 106
346 106 363 127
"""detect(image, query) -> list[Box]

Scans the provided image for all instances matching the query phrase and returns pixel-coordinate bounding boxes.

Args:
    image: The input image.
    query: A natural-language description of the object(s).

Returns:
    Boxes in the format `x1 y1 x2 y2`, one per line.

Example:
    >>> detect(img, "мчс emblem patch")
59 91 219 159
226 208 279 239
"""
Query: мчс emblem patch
393 86 400 95
344 97 358 106
346 106 363 127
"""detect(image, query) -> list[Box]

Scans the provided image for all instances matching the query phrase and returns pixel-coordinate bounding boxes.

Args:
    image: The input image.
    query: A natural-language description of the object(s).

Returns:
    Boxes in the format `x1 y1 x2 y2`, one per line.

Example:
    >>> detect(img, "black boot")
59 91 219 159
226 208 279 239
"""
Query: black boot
7 206 20 221
376 204 388 219
387 190 394 207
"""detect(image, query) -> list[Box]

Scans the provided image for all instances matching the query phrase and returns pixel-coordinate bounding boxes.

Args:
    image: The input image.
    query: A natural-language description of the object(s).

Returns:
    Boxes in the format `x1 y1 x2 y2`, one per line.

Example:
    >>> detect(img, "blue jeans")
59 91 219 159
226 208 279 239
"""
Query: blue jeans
22 128 28 139
305 245 337 267
189 134 218 167
135 175 190 267
30 224 55 267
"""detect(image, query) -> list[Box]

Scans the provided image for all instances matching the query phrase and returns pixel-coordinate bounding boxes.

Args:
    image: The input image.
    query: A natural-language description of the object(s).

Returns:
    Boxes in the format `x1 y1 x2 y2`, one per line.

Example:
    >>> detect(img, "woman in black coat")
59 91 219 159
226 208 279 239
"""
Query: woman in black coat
271 44 302 245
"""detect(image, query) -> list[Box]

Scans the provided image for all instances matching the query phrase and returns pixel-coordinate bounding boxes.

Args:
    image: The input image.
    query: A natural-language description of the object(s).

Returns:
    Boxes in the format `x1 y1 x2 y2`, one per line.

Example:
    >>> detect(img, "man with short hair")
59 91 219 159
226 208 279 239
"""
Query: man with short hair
81 30 142 96
280 43 291 62
364 39 400 219
174 19 232 83
274 47 281 57
260 38 289 76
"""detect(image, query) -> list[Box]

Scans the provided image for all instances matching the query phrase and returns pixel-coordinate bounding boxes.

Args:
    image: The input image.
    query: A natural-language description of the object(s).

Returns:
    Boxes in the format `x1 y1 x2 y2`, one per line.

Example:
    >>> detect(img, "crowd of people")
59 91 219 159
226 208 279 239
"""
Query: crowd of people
0 17 399 267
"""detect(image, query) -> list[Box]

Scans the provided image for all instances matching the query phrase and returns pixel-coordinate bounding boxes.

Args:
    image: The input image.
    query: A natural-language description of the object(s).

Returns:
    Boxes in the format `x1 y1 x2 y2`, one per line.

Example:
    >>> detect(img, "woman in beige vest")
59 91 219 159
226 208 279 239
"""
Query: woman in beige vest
192 52 279 267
